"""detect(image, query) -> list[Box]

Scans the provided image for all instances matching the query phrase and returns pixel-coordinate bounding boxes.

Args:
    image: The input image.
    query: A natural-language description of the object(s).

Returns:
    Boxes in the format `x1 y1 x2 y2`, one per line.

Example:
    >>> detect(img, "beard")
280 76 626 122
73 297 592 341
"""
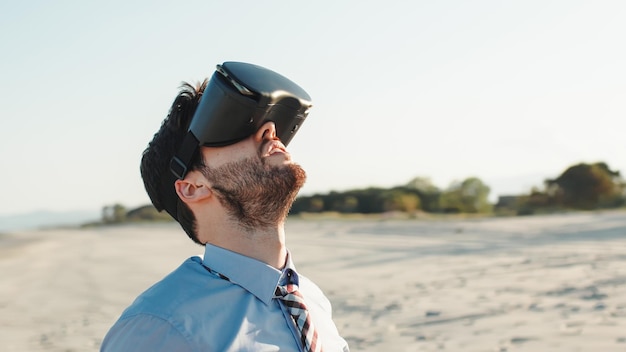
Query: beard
201 156 306 231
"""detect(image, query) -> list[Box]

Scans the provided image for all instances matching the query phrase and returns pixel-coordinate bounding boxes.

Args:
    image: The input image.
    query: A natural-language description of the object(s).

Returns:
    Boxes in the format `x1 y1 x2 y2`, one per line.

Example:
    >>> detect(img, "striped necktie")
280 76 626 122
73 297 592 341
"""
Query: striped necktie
274 271 323 352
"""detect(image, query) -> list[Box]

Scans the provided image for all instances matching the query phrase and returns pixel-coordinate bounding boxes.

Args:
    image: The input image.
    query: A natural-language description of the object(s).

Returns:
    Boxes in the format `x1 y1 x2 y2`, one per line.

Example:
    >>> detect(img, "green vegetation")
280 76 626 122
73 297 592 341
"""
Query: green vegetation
83 203 173 227
507 162 625 215
291 176 493 216
292 161 625 217
95 161 625 225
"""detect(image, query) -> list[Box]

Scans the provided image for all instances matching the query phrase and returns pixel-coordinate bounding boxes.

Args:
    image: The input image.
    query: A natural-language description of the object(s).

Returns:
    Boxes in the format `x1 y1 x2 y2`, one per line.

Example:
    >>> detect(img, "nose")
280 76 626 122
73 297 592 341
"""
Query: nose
255 121 278 142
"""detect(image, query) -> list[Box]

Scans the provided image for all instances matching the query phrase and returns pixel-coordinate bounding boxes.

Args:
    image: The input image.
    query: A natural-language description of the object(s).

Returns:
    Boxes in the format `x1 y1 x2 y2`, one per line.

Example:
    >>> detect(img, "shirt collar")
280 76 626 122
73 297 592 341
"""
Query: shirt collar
202 244 298 306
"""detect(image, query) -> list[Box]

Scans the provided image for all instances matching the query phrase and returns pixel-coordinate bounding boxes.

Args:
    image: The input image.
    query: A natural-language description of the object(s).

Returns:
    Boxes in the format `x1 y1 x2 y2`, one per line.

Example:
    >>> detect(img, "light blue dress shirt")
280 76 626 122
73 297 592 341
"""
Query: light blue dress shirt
101 244 349 351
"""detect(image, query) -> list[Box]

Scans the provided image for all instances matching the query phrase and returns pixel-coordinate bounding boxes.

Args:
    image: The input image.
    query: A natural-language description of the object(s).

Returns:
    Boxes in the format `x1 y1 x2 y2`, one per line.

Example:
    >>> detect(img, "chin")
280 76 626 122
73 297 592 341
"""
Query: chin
264 157 294 168
266 152 291 162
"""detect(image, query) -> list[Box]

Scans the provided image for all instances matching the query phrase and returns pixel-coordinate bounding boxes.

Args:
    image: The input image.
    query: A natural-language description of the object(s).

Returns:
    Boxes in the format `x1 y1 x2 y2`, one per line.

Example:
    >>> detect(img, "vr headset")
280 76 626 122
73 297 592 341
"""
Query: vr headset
170 61 313 180
163 62 313 220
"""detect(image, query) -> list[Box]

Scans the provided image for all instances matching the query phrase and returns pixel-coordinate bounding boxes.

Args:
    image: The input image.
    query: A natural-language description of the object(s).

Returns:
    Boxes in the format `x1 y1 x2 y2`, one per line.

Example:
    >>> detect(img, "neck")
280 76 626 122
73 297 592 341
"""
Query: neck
197 209 288 269
231 226 288 269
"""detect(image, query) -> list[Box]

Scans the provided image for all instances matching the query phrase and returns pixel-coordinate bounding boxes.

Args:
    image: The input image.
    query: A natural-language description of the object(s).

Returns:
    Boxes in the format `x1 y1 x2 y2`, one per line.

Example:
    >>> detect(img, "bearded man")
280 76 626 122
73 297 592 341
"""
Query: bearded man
101 62 349 352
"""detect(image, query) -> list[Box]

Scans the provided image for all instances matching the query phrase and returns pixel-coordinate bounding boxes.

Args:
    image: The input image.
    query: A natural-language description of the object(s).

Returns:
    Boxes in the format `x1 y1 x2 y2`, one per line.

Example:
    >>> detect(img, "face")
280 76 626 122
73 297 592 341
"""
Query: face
199 122 307 230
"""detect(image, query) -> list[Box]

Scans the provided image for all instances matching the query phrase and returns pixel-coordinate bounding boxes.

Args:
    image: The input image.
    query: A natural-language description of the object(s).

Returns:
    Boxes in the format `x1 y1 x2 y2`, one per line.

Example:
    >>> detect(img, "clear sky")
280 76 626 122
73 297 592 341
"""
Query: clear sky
1 0 624 216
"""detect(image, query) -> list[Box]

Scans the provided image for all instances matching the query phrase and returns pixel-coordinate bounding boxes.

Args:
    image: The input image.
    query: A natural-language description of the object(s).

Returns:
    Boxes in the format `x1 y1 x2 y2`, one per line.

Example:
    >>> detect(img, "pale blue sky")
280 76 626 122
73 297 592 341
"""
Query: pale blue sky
1 1 624 215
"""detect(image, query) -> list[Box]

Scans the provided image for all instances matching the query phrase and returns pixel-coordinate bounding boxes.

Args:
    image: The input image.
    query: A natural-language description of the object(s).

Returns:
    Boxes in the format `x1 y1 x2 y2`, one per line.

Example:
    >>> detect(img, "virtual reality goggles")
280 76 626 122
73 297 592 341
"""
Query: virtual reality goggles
162 62 312 219
161 62 312 220
170 61 313 181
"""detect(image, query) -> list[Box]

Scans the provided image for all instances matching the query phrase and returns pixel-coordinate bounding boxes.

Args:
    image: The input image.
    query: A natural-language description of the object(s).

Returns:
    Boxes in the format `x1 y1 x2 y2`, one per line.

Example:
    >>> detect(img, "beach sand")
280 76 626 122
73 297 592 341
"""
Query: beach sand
1 211 626 351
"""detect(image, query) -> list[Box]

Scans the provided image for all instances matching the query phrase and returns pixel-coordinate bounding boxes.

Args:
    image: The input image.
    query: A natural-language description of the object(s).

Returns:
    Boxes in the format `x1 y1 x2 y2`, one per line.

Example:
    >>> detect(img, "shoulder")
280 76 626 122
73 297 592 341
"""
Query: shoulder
103 256 237 350
101 313 194 352
121 256 227 317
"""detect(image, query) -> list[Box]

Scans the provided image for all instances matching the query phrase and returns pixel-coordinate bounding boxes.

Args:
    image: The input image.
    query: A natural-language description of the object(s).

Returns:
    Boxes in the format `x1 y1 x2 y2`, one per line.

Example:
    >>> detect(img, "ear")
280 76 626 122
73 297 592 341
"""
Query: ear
174 170 212 205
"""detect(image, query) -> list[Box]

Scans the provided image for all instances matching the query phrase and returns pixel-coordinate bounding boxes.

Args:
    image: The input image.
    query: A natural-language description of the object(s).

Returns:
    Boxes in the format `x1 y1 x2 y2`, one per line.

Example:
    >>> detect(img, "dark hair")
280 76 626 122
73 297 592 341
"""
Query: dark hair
140 80 209 244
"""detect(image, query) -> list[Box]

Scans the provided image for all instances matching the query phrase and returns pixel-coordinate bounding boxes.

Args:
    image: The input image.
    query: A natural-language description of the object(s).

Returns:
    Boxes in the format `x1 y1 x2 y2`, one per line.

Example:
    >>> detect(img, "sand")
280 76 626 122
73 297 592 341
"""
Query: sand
1 210 626 351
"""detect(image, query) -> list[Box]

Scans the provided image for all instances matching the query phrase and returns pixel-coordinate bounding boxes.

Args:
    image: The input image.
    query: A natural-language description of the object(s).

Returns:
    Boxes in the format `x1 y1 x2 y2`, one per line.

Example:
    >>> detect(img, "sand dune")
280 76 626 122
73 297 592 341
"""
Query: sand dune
1 211 625 351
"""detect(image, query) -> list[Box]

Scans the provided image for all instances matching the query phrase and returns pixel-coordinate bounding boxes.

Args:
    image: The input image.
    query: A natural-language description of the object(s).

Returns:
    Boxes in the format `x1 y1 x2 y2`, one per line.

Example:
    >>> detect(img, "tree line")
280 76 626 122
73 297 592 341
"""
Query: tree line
290 161 625 216
96 161 625 224
508 162 624 215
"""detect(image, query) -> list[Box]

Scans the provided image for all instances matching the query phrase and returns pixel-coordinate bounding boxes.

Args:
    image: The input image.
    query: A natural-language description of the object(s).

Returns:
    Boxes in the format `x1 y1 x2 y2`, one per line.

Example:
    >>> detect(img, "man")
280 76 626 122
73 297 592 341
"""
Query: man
101 62 349 351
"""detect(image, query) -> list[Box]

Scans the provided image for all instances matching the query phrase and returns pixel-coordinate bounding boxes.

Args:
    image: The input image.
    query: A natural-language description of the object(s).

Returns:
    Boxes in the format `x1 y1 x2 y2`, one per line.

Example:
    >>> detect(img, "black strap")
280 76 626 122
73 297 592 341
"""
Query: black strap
170 132 200 180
